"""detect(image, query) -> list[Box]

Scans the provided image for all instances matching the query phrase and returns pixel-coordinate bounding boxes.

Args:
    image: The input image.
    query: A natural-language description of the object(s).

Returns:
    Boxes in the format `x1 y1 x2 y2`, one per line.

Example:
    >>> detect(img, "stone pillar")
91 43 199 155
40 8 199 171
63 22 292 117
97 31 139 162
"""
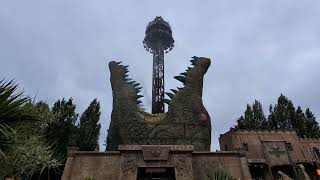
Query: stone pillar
172 154 194 180
119 154 139 180
239 153 253 180
61 147 79 180
266 164 274 180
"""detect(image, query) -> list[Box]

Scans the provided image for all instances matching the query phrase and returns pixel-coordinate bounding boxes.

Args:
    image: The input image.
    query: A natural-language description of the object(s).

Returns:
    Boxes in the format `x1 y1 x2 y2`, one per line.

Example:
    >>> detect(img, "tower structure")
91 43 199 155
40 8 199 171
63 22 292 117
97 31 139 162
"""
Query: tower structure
143 16 174 114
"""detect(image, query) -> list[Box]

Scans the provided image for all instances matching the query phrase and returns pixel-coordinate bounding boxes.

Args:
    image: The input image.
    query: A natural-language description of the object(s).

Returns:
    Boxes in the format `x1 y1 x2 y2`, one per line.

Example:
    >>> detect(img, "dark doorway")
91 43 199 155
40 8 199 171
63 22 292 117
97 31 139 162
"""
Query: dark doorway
137 167 176 180
297 163 319 180
271 165 295 179
249 163 272 180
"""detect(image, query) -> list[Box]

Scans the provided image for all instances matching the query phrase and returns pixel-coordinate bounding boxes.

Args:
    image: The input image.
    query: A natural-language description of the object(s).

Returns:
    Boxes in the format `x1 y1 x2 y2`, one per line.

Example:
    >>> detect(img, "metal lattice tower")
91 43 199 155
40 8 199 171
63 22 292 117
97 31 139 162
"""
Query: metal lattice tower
143 16 174 114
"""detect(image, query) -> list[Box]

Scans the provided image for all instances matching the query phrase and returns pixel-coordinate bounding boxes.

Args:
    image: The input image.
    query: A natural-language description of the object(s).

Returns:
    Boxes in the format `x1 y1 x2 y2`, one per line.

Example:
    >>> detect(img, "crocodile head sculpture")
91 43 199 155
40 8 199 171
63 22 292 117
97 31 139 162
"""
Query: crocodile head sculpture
106 56 212 151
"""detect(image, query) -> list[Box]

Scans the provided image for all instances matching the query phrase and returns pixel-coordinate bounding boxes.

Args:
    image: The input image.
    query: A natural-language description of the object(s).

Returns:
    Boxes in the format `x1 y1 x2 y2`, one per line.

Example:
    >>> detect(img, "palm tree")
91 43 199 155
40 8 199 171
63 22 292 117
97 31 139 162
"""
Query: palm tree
206 170 236 180
0 79 61 179
0 79 29 157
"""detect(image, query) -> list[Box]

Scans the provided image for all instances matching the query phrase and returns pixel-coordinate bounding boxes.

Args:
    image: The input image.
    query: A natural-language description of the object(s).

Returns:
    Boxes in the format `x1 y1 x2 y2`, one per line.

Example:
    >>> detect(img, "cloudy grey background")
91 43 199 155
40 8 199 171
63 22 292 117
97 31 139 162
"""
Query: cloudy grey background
1 0 319 150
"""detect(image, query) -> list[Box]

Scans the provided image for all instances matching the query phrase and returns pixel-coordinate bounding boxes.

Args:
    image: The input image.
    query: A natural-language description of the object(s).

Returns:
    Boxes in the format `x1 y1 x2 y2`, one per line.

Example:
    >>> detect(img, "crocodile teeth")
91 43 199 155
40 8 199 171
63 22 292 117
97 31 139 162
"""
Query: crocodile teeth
133 83 140 87
166 92 174 99
135 87 142 93
163 99 171 105
180 72 187 76
174 76 186 83
170 89 178 94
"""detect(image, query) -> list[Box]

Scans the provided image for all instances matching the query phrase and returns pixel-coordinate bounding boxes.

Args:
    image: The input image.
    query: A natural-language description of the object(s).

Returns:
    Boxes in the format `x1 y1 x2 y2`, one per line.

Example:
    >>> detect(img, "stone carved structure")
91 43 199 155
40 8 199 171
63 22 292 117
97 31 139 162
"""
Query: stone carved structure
296 164 311 180
62 53 254 180
277 171 292 180
220 129 320 179
62 17 251 180
61 15 320 180
106 56 211 151
62 145 252 180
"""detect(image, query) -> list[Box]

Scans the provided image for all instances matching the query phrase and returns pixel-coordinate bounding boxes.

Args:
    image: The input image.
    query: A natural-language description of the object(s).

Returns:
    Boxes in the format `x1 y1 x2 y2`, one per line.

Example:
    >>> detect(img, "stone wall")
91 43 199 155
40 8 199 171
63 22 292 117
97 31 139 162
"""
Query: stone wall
219 129 320 162
298 138 320 162
62 151 121 180
62 145 252 180
219 129 320 179
192 151 252 180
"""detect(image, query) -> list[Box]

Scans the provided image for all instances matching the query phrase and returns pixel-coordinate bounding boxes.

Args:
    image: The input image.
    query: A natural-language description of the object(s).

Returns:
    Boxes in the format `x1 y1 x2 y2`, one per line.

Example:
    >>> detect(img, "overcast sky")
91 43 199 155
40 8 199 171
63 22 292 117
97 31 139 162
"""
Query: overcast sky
1 0 319 150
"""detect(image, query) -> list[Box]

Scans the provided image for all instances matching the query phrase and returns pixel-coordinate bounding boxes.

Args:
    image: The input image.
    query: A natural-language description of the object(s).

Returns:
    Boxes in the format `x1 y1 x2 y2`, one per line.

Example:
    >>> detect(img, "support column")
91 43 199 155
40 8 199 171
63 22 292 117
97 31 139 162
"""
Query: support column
61 147 78 180
152 47 165 114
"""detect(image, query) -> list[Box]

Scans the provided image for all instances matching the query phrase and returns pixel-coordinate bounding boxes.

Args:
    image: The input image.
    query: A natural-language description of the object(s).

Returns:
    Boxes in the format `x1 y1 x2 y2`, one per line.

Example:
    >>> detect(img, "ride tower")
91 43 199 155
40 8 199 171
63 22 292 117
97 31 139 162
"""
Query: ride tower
143 16 174 114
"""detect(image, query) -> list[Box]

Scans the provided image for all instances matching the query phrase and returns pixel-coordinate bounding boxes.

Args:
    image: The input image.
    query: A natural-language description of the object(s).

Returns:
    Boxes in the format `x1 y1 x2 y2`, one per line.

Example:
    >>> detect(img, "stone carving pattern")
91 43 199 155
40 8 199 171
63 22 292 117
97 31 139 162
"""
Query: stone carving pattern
120 155 137 179
193 157 224 180
172 155 193 180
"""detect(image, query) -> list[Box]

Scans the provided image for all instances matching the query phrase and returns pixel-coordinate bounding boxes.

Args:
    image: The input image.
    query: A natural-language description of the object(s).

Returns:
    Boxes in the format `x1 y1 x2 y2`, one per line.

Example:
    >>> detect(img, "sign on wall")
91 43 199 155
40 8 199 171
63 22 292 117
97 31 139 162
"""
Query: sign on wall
262 141 291 166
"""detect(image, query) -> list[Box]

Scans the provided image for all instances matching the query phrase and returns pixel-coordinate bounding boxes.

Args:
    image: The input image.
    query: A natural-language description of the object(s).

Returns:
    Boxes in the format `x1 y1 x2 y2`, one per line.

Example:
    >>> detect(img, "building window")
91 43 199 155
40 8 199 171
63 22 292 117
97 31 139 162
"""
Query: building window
243 143 248 151
225 145 228 151
286 142 293 151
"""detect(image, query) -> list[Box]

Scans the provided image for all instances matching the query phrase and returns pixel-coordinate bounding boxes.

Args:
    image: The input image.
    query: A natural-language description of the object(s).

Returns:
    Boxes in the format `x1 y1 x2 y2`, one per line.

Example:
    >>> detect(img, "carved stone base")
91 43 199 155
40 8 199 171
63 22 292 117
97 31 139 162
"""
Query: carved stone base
62 145 252 180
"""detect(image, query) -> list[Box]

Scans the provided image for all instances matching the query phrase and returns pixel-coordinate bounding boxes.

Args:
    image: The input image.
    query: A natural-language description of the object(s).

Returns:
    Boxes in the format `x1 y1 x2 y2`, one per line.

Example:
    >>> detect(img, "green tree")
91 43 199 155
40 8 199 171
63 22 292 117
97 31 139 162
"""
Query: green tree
0 79 61 178
45 98 78 158
291 106 307 137
268 96 320 138
76 99 101 151
0 80 30 157
235 100 266 130
40 98 79 179
268 94 296 129
252 100 267 128
236 116 247 129
236 104 252 129
244 104 254 129
206 169 236 180
236 94 320 138
304 108 320 138
0 133 61 178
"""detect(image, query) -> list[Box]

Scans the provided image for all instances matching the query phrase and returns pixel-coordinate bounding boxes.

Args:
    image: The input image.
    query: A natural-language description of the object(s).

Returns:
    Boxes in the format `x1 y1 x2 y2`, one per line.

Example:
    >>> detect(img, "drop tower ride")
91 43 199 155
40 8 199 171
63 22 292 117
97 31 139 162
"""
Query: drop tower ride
143 16 174 114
